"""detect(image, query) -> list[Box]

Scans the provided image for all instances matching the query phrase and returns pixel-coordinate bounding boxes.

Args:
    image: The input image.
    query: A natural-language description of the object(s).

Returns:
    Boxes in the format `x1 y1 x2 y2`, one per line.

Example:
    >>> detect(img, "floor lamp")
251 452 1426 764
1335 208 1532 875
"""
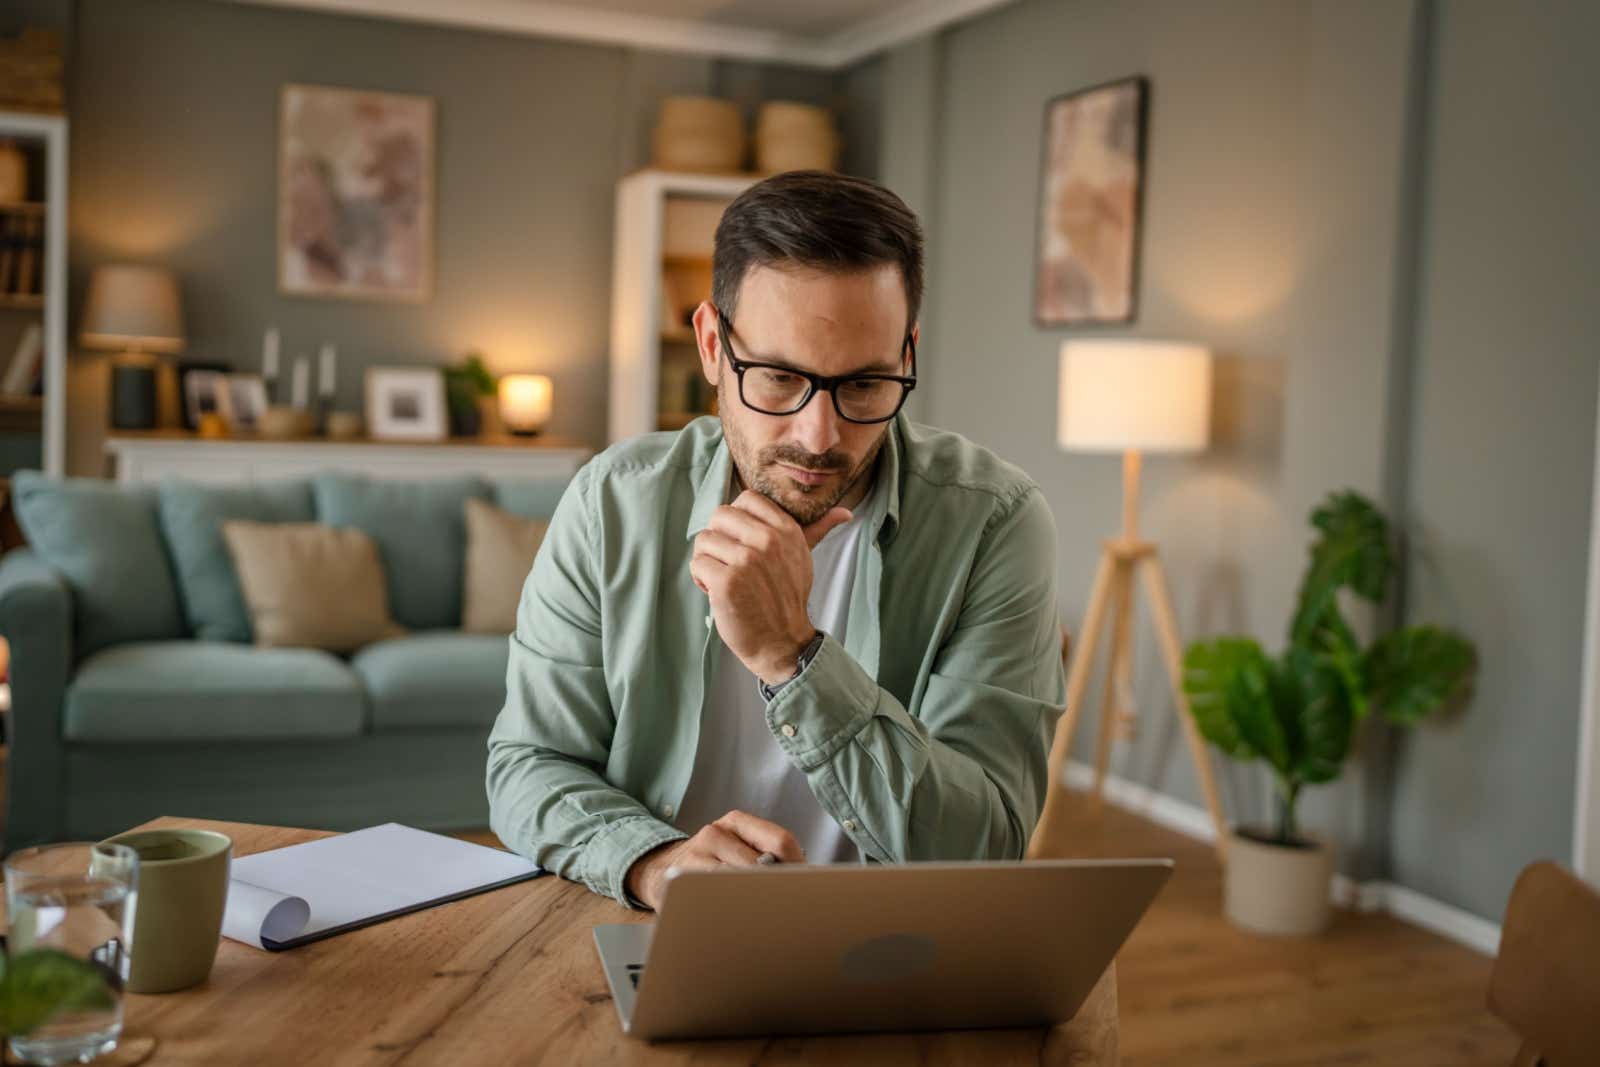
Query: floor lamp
1035 339 1230 863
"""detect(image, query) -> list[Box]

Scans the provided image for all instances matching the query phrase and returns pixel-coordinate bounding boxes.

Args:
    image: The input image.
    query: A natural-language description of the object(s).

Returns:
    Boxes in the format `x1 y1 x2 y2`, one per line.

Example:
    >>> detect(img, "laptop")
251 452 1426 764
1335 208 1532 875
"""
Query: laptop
593 857 1173 1041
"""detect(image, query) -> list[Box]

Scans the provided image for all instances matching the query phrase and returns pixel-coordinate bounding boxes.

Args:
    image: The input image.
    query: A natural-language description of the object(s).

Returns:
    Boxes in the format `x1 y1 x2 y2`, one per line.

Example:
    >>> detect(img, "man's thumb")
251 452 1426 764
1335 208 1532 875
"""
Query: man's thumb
803 507 852 549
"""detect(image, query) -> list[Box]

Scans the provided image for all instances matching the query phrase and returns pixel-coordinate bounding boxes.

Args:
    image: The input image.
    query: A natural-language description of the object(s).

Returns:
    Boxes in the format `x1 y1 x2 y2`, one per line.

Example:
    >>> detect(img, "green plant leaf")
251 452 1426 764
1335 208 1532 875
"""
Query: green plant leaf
1183 638 1289 774
1291 491 1392 646
1281 647 1355 784
0 949 115 1038
1366 624 1476 725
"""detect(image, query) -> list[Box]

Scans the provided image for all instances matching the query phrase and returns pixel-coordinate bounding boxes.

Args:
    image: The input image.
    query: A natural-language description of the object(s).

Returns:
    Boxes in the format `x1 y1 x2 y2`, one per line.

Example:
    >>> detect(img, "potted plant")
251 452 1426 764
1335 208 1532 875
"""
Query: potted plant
0 949 115 1047
1182 491 1476 936
443 353 497 438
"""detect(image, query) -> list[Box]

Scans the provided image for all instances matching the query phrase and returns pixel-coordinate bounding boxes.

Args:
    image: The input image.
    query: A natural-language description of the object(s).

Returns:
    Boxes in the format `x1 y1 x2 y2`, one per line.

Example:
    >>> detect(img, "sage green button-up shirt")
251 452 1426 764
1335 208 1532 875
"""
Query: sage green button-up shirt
486 414 1066 907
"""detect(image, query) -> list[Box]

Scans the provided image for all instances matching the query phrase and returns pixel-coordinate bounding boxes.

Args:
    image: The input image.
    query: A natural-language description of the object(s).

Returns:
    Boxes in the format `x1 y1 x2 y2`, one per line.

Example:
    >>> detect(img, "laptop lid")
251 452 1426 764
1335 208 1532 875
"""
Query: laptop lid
621 858 1172 1041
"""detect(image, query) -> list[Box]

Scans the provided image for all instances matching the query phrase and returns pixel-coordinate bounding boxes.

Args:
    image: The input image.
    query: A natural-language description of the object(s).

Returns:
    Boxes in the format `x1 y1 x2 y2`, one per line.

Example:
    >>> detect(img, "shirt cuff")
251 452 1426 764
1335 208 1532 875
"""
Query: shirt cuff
581 814 690 910
762 633 879 771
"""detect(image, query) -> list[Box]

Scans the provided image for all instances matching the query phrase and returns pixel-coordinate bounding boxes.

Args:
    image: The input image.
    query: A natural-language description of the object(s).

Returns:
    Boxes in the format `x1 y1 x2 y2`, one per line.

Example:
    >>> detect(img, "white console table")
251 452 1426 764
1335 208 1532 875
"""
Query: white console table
105 432 592 486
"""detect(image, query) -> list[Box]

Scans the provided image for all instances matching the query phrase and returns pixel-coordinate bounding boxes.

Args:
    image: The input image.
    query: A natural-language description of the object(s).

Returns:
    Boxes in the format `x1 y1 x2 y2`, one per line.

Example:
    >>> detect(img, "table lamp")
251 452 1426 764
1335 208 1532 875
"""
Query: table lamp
499 374 552 436
1036 338 1229 861
81 264 185 430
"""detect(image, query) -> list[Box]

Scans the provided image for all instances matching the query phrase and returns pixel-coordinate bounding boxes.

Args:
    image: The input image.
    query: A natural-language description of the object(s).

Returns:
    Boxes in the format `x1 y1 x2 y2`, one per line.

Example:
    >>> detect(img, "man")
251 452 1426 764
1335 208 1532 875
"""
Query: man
487 171 1065 911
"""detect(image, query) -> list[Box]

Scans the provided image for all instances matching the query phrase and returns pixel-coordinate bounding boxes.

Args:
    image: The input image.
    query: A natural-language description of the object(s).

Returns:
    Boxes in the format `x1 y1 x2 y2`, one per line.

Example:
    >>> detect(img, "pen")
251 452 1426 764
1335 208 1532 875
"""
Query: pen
756 852 780 865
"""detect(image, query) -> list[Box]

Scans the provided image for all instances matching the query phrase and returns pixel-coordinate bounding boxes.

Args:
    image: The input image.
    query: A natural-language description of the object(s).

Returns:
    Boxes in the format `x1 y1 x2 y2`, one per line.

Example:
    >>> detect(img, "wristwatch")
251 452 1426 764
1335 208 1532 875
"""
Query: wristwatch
758 631 826 702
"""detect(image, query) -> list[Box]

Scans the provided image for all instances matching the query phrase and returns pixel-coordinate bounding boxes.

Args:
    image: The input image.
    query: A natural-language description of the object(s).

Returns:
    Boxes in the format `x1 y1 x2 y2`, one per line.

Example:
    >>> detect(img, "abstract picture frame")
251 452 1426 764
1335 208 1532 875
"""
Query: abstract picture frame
278 83 435 303
1034 76 1149 327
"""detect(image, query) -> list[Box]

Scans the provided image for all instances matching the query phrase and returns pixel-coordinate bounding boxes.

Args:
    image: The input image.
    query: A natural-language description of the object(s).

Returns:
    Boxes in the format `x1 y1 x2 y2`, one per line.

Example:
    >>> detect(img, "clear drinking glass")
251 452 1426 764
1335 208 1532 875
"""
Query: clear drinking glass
4 842 139 1066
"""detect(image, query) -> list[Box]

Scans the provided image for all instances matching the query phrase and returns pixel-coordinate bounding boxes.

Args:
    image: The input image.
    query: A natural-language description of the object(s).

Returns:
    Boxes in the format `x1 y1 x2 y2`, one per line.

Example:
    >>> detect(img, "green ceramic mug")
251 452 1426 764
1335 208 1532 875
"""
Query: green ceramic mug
102 829 232 994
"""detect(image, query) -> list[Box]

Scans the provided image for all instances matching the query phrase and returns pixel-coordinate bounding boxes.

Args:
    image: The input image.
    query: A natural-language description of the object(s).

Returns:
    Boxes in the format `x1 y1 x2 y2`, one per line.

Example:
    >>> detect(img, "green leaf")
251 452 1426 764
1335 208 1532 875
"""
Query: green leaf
1291 491 1392 646
0 950 115 1038
1366 625 1476 725
1281 647 1355 784
1183 639 1289 774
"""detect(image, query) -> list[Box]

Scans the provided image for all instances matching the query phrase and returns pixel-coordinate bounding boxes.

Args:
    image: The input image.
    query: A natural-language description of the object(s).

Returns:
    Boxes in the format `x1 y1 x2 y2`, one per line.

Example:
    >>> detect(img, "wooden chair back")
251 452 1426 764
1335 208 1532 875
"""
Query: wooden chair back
1487 860 1600 1066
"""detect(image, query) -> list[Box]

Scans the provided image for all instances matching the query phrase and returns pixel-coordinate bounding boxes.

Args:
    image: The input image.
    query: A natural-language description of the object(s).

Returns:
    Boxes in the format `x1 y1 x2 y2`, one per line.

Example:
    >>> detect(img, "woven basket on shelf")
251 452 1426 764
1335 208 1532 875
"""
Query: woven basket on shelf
652 96 745 173
754 101 840 174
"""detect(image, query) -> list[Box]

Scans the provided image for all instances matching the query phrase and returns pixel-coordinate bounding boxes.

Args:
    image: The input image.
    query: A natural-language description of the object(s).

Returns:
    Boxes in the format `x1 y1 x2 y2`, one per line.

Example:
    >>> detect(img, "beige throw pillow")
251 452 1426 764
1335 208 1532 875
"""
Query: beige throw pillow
462 498 548 634
222 520 405 653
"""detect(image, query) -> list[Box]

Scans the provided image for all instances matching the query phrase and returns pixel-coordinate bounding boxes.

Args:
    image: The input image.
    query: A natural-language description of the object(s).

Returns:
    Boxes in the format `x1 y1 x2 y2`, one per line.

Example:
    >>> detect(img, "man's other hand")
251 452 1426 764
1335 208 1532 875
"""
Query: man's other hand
624 809 805 911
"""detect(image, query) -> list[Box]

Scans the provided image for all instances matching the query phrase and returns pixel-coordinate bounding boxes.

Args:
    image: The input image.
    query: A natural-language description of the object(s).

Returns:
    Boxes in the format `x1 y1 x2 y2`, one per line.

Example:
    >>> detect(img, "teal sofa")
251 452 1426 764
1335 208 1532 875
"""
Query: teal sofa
0 470 572 850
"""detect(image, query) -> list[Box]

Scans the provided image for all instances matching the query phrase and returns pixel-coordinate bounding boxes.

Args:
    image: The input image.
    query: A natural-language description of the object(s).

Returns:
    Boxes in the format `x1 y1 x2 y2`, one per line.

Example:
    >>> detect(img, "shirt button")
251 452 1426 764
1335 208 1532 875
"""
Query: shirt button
703 614 712 629
842 819 857 832
661 804 675 819
780 723 797 739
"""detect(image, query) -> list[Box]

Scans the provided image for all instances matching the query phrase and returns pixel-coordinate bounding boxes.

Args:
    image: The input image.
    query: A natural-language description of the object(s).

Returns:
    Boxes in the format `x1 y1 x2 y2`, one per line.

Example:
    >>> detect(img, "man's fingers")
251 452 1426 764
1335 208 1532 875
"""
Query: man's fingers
702 825 762 866
715 809 806 864
731 490 798 530
692 529 751 568
706 504 780 552
688 553 727 595
802 507 854 549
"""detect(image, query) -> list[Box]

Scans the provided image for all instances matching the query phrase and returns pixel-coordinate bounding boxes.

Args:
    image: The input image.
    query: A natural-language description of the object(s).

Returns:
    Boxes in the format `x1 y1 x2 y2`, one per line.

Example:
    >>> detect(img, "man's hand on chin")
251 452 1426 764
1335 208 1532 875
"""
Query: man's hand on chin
625 810 806 911
689 490 851 685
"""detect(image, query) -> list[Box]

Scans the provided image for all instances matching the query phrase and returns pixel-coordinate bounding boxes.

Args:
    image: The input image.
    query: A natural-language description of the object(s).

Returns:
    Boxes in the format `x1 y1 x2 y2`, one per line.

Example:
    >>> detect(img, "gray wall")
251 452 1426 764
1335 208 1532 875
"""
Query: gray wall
59 0 864 474
873 0 1424 882
1392 0 1600 920
861 0 1600 922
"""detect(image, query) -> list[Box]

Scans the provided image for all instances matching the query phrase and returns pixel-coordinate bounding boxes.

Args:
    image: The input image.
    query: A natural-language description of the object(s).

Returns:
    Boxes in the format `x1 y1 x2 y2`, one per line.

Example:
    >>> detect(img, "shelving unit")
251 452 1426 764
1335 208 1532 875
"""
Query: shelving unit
607 169 756 443
0 113 67 478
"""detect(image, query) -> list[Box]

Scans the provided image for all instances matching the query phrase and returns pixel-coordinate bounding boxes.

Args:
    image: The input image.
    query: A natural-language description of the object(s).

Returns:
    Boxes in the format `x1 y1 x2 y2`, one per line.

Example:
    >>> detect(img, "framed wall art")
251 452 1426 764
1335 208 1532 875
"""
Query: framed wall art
365 367 447 441
279 83 434 303
1034 76 1148 327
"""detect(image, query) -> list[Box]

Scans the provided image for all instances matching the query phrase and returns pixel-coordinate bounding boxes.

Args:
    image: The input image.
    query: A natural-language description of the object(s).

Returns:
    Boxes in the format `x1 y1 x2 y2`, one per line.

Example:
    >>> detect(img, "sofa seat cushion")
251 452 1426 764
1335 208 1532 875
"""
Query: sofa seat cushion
65 642 366 743
351 632 509 732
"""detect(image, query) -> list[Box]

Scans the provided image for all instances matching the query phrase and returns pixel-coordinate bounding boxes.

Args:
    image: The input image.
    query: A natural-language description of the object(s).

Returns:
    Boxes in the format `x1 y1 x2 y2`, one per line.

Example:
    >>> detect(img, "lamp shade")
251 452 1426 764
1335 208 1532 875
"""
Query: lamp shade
1057 340 1211 454
80 264 185 354
499 374 553 434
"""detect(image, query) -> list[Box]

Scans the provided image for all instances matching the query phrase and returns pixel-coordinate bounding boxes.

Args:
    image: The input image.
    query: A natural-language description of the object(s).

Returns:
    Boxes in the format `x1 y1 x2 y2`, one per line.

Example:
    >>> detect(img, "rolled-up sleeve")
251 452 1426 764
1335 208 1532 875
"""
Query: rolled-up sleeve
486 463 687 906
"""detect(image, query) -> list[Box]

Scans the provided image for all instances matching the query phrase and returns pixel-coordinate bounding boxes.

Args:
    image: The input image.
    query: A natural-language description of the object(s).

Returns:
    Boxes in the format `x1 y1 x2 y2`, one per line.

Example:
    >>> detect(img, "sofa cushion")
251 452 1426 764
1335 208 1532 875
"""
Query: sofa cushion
462 498 547 635
313 474 489 630
12 472 185 659
65 641 365 742
351 632 509 732
223 520 405 652
491 477 571 521
158 479 315 643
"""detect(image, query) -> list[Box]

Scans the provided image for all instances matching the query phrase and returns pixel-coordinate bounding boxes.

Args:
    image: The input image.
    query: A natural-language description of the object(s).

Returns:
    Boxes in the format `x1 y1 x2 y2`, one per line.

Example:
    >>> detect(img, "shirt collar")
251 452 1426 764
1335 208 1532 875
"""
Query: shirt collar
684 413 905 547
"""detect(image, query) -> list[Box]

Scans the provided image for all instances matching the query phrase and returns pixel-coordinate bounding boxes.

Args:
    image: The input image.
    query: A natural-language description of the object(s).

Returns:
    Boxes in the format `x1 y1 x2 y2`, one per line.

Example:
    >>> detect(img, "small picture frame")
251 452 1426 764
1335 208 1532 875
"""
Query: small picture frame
365 367 448 441
183 370 228 429
219 374 270 433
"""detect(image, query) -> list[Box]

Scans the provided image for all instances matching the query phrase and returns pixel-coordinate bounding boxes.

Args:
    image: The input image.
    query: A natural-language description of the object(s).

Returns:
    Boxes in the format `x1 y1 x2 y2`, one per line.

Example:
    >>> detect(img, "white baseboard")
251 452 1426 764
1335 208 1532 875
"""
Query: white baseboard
1062 760 1502 956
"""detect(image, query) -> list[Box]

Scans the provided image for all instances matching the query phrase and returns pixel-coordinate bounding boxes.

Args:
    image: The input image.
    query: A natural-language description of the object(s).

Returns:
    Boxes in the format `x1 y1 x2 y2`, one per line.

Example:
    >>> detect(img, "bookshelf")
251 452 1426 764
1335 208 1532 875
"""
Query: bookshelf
0 113 65 478
607 169 756 443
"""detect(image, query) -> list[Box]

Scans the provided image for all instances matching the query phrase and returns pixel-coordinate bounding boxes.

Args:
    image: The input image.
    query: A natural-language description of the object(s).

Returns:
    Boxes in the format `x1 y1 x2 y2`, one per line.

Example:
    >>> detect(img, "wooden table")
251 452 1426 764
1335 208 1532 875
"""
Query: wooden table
18 818 1119 1065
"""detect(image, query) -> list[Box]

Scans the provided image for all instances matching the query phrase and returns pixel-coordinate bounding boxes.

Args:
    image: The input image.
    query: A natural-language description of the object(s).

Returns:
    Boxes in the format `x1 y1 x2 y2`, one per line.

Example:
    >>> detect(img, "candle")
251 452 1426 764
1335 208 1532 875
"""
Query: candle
291 357 309 409
318 343 337 397
262 328 280 381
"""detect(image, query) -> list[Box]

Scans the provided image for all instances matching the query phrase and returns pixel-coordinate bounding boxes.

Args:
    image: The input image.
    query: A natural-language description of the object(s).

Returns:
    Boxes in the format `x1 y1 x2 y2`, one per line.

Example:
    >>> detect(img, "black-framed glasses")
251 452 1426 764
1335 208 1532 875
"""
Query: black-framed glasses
715 309 917 425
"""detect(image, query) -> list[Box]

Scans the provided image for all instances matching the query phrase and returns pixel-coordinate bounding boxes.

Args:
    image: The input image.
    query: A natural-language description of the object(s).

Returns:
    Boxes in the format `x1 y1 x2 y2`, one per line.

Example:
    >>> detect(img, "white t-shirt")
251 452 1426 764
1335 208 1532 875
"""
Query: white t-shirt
673 498 871 864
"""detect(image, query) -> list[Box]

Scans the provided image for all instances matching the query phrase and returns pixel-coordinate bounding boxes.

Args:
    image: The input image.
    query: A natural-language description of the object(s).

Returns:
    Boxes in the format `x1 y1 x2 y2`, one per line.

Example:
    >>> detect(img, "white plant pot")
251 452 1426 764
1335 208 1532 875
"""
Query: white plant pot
1223 828 1335 936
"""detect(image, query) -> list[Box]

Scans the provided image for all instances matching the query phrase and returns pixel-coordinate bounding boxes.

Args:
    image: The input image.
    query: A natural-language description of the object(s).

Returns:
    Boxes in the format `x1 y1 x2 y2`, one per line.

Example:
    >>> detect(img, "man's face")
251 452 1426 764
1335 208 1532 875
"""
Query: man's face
694 263 915 526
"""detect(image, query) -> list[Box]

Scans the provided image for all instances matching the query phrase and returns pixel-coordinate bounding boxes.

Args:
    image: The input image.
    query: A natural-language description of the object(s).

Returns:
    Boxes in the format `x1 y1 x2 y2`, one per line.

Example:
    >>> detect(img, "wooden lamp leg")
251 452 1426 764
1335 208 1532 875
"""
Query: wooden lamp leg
1139 551 1230 863
1090 564 1133 812
1030 548 1118 857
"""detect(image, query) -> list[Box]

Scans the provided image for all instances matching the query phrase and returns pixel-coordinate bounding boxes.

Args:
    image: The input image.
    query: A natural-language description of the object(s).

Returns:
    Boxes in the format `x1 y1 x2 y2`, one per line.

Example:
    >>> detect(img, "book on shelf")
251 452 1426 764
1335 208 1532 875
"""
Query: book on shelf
1 322 42 397
13 215 40 296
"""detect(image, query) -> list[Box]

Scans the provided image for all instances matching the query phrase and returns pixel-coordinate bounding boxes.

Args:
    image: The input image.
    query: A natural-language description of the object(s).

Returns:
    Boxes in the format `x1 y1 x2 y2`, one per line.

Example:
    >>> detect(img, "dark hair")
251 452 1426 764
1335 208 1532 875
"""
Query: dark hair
712 171 924 332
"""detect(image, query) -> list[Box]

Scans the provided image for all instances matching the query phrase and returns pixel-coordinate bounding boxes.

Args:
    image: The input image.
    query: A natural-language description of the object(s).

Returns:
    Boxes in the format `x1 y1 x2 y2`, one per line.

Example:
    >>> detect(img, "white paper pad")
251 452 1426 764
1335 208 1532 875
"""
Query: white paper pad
222 823 542 950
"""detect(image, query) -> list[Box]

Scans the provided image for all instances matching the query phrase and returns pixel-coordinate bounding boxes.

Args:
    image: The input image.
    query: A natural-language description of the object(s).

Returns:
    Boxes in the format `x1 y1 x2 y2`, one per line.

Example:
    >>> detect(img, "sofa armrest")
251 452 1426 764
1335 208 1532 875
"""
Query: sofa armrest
0 548 72 848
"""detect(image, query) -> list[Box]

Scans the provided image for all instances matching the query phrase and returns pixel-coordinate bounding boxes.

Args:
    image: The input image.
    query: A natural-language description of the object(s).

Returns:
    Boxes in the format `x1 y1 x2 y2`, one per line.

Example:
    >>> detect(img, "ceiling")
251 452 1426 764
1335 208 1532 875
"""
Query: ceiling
218 0 1018 68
